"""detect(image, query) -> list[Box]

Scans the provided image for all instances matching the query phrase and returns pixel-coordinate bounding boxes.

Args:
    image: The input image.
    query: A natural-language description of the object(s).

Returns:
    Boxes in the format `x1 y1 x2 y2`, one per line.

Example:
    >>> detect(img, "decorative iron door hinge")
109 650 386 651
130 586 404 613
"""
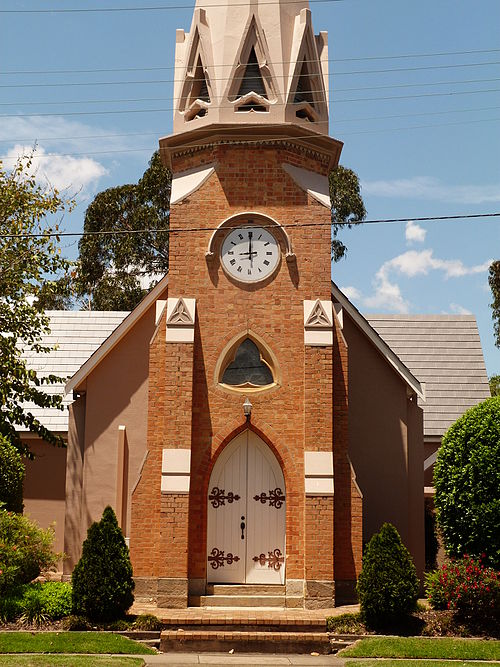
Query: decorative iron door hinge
253 487 285 509
207 547 240 569
209 486 241 508
252 548 285 571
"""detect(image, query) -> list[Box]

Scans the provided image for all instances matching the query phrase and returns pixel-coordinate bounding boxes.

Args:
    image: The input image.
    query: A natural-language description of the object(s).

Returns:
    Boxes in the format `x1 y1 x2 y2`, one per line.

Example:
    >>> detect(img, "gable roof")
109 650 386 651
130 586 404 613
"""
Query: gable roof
331 282 424 400
365 314 491 438
65 275 169 395
21 311 129 432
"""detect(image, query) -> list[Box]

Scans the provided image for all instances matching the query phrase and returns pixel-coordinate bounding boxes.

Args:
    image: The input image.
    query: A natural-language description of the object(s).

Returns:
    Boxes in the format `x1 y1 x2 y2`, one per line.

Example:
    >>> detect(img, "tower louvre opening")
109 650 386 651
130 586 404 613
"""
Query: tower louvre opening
236 47 268 100
293 58 315 107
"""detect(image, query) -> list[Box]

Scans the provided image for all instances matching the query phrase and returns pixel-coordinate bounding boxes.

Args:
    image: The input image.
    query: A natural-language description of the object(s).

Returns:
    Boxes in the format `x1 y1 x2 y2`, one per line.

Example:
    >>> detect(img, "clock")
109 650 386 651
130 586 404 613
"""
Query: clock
220 225 280 283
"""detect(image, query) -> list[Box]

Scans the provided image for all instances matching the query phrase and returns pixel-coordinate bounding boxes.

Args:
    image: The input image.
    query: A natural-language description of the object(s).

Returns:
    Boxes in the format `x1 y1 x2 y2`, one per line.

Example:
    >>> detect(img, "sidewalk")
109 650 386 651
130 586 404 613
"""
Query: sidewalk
138 654 346 666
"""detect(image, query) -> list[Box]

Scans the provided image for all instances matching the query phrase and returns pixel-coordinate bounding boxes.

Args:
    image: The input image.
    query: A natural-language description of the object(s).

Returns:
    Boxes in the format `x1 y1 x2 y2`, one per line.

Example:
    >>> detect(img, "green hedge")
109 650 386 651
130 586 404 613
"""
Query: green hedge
435 396 500 568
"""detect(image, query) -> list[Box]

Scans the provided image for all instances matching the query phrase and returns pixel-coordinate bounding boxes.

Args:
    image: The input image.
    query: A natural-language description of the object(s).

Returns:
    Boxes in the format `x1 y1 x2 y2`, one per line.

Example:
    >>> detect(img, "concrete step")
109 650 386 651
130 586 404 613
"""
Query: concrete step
192 594 286 608
206 584 285 596
160 629 331 654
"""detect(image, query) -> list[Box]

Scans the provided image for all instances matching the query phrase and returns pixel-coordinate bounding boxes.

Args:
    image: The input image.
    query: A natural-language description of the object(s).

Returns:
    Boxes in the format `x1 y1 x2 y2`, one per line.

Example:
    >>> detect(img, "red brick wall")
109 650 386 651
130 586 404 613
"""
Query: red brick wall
130 139 362 590
305 496 334 580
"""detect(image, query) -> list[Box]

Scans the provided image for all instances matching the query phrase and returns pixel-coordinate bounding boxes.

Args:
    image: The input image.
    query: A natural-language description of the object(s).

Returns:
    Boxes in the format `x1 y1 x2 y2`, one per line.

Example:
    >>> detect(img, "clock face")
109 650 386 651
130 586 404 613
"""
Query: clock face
221 226 280 283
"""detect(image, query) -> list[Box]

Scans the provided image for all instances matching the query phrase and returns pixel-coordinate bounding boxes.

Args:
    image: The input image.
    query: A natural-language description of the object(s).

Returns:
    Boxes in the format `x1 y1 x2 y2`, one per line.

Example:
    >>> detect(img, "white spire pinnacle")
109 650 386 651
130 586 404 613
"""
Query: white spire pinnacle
172 0 329 133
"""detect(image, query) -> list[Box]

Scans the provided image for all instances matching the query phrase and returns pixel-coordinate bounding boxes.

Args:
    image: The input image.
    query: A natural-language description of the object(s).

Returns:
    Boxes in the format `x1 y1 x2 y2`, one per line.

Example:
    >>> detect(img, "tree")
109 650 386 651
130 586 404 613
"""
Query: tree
71 506 134 621
434 396 500 568
489 260 500 348
0 435 25 513
76 151 170 310
74 156 364 310
330 165 366 261
0 156 72 455
490 374 500 397
356 522 419 627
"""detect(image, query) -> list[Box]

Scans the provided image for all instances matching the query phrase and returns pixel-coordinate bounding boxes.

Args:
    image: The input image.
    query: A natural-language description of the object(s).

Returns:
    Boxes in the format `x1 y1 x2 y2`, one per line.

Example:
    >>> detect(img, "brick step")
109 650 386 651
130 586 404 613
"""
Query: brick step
162 621 326 633
160 629 331 654
206 584 285 596
191 594 286 608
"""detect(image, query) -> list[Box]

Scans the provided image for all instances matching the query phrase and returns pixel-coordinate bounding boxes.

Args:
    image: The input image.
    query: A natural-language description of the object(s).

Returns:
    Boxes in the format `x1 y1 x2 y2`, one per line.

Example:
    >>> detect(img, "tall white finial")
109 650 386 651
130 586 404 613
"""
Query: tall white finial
172 0 329 134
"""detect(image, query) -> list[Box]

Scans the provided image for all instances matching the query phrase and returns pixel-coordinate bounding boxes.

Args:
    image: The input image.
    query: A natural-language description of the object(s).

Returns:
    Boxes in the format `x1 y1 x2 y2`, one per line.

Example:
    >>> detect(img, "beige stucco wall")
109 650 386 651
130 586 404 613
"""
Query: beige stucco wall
64 298 163 571
23 437 67 556
342 311 424 579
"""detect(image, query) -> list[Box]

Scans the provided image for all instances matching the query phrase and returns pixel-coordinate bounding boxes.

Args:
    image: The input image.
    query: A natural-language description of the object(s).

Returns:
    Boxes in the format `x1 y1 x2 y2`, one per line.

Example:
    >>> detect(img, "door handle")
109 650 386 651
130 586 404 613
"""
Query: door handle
240 516 245 540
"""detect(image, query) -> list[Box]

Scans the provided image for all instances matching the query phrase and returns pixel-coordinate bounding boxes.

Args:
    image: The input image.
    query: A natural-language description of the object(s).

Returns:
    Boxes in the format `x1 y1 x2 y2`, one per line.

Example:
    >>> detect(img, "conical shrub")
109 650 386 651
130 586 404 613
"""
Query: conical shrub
71 506 134 621
356 522 419 627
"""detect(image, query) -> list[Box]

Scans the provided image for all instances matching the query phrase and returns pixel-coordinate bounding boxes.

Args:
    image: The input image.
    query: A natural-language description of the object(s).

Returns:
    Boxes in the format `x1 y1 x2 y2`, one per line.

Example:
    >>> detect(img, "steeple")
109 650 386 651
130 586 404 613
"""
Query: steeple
173 0 329 134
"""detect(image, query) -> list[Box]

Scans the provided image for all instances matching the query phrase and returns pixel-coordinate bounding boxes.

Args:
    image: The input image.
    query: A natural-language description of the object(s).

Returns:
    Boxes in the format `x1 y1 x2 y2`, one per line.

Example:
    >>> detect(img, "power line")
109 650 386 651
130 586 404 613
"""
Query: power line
3 77 500 108
3 48 500 75
1 104 499 145
0 0 346 15
3 113 500 159
3 213 500 240
1 87 500 121
1 60 500 90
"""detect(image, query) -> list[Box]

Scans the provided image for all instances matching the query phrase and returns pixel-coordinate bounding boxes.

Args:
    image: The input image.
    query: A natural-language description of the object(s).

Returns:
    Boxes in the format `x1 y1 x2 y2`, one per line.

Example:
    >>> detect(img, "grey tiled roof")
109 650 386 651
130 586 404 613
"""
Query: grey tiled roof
22 311 129 432
366 314 491 439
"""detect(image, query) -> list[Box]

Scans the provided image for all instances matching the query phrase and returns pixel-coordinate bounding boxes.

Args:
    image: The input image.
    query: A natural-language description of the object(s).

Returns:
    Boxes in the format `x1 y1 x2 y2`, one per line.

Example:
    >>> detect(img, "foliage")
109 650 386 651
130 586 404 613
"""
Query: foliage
0 507 60 592
133 613 163 631
356 523 419 627
425 555 499 627
71 506 134 621
326 611 366 633
339 636 500 660
434 397 500 568
0 631 154 655
76 151 170 310
424 499 439 571
61 614 93 631
489 260 500 349
0 436 25 513
330 165 366 262
490 374 500 397
0 156 72 454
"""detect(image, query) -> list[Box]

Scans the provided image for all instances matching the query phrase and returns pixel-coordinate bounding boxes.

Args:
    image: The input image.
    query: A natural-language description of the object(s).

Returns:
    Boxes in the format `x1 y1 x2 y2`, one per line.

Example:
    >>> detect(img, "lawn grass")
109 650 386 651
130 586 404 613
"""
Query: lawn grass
345 661 500 667
0 632 155 655
341 637 500 660
0 658 144 667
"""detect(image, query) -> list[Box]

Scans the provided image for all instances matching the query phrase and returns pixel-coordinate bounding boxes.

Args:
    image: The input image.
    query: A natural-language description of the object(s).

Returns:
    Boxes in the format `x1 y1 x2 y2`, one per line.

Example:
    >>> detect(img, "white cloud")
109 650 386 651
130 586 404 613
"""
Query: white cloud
449 303 472 315
381 250 492 280
362 175 500 204
405 220 426 244
360 250 492 314
362 273 409 313
340 285 361 301
0 115 133 153
3 144 107 195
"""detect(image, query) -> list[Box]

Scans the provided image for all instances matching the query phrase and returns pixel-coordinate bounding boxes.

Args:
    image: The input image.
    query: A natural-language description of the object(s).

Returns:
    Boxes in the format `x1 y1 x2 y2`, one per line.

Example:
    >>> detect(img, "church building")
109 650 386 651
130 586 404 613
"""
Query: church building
22 0 466 610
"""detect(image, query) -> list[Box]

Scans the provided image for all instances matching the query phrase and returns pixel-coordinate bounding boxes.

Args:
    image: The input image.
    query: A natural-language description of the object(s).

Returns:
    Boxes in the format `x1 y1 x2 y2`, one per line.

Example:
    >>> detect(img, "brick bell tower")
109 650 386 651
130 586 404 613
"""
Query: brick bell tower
129 0 362 608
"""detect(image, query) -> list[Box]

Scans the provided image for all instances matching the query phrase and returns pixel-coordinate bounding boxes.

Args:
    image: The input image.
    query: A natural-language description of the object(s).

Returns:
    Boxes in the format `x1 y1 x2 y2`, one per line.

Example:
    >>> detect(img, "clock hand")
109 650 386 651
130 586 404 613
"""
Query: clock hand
248 231 253 267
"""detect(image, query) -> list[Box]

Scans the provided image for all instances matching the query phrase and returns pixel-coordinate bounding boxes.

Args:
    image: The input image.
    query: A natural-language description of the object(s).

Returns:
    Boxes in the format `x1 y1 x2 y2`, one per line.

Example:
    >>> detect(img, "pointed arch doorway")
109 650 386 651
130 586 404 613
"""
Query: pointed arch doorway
207 430 286 584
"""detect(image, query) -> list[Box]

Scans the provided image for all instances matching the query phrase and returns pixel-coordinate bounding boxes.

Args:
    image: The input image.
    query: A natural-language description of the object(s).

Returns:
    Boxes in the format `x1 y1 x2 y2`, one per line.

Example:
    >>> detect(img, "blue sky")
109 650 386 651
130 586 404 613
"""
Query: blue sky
1 0 499 375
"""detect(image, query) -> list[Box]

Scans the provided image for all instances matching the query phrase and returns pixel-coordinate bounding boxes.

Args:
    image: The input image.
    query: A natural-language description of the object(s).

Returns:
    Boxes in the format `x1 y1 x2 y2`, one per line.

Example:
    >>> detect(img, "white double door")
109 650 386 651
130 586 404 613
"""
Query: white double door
207 430 286 584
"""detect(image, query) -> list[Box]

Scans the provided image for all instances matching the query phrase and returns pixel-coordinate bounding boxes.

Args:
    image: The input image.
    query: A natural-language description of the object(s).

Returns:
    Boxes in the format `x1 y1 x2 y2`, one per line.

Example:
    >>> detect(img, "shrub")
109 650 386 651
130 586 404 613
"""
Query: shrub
356 523 419 627
0 436 25 513
133 613 163 631
71 506 134 621
426 554 500 626
62 614 93 631
435 396 500 568
0 508 59 593
326 612 365 634
0 582 72 624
